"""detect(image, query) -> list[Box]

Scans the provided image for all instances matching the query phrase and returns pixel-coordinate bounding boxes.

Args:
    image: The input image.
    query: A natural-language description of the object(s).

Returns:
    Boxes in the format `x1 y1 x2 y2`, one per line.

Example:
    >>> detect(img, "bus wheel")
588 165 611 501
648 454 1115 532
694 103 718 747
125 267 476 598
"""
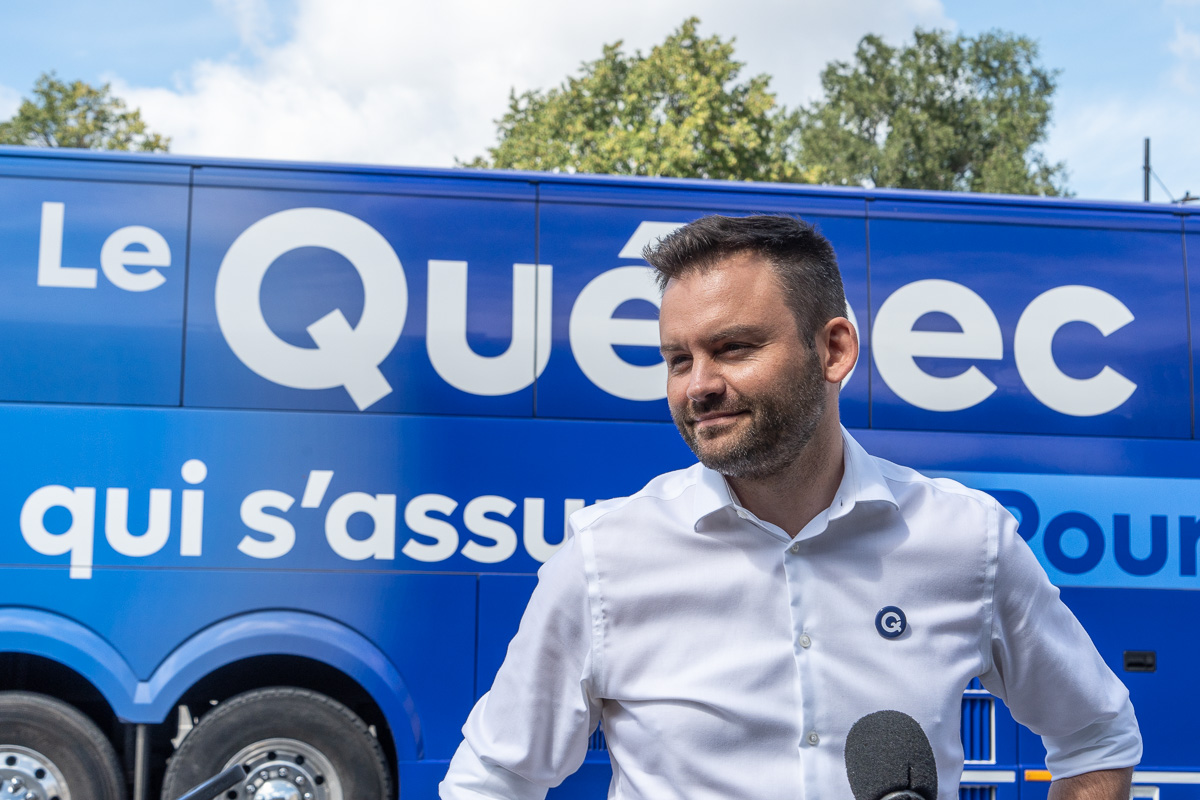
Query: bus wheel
160 686 392 800
0 691 126 800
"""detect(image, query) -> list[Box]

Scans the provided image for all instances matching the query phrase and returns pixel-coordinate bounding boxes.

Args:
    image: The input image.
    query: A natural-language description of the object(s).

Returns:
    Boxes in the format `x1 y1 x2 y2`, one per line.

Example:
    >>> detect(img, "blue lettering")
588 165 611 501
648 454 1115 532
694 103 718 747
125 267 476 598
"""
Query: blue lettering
1180 516 1200 577
1113 514 1167 576
1044 512 1104 574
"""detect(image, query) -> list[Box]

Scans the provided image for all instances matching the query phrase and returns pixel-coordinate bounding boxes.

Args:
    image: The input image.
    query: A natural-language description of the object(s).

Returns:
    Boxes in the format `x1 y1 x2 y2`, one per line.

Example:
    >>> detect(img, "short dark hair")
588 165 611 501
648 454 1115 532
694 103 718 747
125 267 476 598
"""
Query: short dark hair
643 215 847 345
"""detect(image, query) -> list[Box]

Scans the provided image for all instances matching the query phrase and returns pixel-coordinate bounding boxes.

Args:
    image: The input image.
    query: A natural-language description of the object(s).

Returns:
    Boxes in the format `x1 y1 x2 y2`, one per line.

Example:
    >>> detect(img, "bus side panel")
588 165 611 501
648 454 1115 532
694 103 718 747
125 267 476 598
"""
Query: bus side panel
0 170 188 405
183 177 539 417
0 404 695 757
866 203 1189 439
1018 587 1200 775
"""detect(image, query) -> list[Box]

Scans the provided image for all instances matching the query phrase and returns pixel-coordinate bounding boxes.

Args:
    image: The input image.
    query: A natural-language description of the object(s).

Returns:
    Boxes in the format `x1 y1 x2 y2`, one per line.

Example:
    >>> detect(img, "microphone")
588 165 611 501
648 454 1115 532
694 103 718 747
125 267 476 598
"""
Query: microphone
844 710 938 800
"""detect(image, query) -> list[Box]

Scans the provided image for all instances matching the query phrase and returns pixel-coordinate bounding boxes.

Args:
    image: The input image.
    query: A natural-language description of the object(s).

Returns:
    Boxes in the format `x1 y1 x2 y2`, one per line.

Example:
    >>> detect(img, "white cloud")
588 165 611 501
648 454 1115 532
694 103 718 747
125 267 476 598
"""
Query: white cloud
1167 19 1200 93
1170 20 1200 58
116 0 949 167
213 0 291 53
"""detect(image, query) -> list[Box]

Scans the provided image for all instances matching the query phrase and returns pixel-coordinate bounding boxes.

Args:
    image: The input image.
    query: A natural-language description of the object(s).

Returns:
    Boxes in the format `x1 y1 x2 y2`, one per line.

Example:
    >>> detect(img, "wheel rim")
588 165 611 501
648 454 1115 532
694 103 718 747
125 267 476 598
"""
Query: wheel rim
0 745 69 800
224 738 342 800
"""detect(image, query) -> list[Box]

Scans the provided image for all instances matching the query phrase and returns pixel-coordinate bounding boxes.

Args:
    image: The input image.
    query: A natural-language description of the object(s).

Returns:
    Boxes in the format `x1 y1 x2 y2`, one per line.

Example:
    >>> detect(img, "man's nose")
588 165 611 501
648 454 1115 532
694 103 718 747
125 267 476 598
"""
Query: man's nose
687 358 726 403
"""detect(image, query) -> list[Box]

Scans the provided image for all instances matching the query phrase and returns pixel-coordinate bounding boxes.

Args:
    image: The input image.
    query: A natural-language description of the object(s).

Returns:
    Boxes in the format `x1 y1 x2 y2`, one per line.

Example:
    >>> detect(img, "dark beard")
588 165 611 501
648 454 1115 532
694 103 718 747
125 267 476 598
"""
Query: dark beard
671 348 827 480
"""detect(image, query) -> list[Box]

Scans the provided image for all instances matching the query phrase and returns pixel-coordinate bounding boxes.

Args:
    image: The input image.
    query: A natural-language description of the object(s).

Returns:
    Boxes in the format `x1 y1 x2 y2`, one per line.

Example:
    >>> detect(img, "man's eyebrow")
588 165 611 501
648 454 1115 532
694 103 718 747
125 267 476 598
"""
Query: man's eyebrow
706 324 766 343
659 324 768 354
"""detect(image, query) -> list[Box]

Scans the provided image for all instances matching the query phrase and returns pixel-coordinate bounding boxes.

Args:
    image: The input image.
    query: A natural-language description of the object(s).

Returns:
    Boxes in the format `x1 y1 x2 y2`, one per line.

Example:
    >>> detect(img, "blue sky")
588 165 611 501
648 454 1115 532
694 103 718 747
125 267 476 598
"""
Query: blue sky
1 0 1197 203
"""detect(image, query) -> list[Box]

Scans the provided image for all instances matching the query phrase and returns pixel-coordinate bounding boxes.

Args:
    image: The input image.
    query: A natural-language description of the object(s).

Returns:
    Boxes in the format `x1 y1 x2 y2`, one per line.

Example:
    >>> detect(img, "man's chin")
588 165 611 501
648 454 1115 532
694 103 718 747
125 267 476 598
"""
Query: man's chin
694 417 746 440
693 440 742 467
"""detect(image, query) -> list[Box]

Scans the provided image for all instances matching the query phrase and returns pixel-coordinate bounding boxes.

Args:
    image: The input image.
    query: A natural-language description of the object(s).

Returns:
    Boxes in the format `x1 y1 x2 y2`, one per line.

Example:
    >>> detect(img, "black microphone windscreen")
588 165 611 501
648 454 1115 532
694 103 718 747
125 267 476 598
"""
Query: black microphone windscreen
844 710 938 800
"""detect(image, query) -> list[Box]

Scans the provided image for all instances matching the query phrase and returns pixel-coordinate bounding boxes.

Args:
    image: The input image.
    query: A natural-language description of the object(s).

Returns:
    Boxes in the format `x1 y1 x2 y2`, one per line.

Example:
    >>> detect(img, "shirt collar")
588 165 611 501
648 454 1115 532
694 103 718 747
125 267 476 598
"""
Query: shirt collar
692 462 735 525
829 426 898 521
691 427 899 533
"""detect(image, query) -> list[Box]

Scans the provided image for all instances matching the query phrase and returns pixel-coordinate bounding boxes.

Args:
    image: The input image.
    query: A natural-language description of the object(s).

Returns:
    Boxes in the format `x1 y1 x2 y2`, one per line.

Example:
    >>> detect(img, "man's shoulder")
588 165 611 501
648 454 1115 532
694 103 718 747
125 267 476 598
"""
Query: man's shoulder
868 451 1000 515
569 463 704 532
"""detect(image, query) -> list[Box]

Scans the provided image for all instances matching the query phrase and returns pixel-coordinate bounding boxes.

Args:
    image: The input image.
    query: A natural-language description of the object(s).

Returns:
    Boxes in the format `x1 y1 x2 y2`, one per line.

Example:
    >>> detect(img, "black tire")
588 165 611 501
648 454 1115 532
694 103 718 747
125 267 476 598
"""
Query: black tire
160 686 392 800
0 690 126 800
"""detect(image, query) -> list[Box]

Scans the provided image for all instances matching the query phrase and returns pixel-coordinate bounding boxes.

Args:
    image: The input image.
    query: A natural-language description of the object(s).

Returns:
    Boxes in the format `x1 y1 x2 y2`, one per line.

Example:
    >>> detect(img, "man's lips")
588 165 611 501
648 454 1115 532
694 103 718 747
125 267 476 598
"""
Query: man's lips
692 410 747 429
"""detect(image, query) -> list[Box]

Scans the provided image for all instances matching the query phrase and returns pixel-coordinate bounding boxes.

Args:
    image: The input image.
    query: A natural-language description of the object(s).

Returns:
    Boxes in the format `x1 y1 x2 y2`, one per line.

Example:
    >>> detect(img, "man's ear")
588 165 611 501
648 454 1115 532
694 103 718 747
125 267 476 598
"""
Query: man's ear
820 317 859 385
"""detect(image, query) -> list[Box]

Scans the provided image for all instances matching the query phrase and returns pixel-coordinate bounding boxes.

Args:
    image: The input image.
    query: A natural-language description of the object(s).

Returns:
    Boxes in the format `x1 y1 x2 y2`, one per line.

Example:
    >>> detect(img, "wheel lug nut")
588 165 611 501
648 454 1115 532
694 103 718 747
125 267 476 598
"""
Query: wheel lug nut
296 776 305 784
279 766 288 777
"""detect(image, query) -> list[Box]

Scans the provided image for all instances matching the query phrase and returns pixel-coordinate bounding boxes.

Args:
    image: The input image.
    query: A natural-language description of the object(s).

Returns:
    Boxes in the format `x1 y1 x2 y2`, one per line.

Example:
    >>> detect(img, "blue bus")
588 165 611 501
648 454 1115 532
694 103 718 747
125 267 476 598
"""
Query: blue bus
0 145 1195 800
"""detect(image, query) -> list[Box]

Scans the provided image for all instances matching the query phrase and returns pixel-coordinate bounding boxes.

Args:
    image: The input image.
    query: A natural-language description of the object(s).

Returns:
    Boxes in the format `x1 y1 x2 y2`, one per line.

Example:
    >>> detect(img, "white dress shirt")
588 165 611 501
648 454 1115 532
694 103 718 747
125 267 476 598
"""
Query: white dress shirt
441 429 1141 800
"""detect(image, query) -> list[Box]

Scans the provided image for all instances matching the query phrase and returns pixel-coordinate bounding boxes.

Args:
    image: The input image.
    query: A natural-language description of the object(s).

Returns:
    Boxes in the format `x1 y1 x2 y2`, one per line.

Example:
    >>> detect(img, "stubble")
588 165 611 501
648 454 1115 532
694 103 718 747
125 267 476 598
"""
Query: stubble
671 347 827 480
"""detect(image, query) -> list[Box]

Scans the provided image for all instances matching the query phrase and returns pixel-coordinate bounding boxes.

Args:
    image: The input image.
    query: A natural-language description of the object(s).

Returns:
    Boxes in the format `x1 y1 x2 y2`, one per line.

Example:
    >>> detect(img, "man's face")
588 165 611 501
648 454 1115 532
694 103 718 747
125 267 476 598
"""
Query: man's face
658 253 829 479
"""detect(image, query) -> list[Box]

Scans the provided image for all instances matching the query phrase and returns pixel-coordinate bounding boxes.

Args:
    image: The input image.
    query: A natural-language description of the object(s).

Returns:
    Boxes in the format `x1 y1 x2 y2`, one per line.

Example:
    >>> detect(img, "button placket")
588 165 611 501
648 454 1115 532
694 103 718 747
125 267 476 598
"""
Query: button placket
784 537 817 766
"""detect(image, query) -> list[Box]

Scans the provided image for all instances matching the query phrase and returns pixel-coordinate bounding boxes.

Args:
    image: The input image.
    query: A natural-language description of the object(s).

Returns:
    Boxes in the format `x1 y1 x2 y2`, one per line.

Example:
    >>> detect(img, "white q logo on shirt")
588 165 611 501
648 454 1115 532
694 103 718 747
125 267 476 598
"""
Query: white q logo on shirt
215 208 407 410
875 606 907 639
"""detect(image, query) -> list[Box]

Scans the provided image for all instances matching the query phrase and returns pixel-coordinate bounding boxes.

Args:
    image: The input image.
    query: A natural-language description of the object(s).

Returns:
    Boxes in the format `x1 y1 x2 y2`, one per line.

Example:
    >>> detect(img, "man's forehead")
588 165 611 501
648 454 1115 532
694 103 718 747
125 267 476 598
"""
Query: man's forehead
662 252 783 303
659 255 799 344
661 250 775 287
667 251 788 300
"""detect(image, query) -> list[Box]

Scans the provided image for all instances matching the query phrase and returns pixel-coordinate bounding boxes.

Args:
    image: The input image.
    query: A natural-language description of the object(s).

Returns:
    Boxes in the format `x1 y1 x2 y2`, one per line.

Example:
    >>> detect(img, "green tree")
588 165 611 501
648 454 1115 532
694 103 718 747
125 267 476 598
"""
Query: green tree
464 18 801 182
0 71 170 152
795 29 1067 195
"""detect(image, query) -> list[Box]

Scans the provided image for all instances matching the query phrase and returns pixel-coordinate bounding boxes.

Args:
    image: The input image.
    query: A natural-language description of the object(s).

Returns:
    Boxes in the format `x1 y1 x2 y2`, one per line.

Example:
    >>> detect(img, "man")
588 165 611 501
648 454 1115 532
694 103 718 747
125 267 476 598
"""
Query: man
441 215 1141 799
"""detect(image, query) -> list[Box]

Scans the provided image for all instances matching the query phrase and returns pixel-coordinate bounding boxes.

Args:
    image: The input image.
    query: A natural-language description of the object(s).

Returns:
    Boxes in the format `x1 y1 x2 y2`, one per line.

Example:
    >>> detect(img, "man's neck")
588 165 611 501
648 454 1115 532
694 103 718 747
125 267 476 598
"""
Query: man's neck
726 418 846 538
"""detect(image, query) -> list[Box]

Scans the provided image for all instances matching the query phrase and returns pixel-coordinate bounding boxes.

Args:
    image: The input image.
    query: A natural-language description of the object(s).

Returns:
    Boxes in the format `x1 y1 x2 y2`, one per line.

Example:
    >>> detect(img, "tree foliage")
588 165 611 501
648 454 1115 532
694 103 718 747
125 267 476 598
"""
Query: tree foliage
463 18 801 182
0 72 170 152
796 29 1067 195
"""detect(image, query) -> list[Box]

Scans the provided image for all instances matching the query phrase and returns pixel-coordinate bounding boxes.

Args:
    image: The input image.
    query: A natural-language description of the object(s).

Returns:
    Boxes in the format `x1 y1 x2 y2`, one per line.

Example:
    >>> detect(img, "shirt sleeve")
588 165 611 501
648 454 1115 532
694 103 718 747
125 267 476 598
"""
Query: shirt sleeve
440 528 602 799
978 501 1142 780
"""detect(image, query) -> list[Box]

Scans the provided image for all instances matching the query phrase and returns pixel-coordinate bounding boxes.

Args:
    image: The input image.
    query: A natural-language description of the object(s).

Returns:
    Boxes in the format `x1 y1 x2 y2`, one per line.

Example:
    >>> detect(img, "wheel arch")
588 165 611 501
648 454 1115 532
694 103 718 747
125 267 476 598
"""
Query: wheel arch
139 610 423 761
0 607 140 720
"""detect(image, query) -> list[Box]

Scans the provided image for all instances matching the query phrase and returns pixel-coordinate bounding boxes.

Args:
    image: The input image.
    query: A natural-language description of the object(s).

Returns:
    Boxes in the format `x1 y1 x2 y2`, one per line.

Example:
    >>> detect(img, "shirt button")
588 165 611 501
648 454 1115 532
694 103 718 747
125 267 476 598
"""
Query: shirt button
789 542 800 554
807 731 819 746
798 634 812 648
736 509 750 520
